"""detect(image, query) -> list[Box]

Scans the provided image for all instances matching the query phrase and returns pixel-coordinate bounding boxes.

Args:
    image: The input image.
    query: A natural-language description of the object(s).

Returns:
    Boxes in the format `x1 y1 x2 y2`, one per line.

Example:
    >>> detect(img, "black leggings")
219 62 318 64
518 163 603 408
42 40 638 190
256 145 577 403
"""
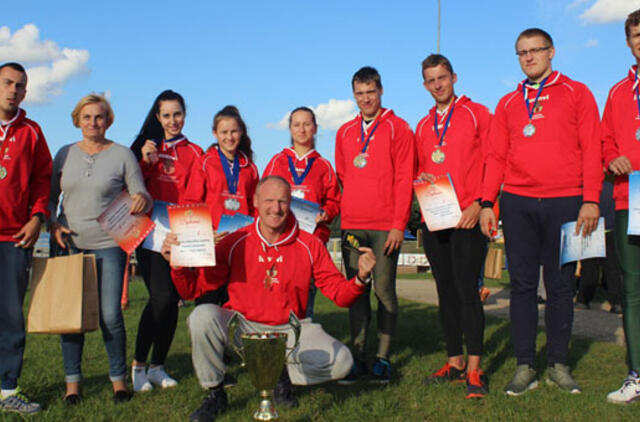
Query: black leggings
422 224 486 357
134 248 181 365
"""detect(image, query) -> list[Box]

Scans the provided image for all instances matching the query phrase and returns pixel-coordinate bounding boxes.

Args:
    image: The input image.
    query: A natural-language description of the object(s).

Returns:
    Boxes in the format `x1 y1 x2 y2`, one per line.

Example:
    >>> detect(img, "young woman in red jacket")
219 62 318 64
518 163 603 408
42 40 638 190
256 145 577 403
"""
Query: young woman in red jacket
129 90 204 392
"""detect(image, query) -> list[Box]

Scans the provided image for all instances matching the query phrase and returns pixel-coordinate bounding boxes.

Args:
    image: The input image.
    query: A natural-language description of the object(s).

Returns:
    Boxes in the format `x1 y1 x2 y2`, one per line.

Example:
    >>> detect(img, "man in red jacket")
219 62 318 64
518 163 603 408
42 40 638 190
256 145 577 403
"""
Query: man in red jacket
479 29 602 395
0 62 51 415
335 66 415 384
416 54 491 399
163 176 375 422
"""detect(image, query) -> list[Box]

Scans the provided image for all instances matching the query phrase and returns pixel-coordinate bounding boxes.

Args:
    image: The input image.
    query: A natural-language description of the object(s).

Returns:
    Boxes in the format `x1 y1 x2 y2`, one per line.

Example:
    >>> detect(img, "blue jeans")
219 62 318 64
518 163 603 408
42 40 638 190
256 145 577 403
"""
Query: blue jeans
0 242 32 389
60 247 127 382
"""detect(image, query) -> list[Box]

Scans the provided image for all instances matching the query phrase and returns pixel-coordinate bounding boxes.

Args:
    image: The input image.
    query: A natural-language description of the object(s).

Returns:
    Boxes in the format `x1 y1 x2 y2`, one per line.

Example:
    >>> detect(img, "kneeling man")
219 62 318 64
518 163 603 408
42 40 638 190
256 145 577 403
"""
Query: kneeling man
162 176 375 422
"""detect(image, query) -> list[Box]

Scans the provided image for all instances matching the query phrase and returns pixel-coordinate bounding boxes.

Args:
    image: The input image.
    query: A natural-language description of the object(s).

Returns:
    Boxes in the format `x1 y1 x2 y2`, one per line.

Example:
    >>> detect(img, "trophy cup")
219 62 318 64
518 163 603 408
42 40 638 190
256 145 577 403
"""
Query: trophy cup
228 311 301 421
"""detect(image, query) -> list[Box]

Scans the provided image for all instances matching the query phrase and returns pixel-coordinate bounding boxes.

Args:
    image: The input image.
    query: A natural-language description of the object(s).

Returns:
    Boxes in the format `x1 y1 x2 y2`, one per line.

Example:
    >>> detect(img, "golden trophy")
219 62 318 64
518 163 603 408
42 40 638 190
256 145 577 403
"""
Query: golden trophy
228 311 301 421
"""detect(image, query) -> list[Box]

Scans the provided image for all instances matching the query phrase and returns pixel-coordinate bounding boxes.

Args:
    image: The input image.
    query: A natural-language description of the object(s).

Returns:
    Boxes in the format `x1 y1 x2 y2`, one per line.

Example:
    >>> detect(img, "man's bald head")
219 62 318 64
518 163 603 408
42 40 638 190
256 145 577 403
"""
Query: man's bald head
254 176 292 234
256 175 291 199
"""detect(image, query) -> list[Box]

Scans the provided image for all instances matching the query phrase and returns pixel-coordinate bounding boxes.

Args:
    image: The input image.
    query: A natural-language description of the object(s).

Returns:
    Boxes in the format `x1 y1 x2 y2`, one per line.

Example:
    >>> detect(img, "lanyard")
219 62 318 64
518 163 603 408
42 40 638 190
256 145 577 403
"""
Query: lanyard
287 156 316 186
522 75 550 121
359 114 382 154
634 67 640 120
433 100 456 147
217 147 239 195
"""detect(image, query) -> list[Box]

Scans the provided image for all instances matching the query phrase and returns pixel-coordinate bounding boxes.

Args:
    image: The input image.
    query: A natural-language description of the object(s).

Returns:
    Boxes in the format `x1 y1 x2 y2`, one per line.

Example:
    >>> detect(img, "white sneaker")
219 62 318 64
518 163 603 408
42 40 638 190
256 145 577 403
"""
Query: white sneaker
147 366 178 389
132 366 153 392
607 374 640 404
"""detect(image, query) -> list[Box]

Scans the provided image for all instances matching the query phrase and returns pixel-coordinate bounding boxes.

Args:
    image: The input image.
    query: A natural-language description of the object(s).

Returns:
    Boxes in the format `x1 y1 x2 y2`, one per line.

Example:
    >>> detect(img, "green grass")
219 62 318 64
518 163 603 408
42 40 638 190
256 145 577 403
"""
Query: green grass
3 278 636 421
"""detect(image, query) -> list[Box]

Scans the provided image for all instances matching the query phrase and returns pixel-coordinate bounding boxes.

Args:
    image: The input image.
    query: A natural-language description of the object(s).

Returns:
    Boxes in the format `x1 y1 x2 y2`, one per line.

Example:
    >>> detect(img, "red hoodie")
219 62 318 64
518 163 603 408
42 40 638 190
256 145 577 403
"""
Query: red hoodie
482 71 602 204
262 148 340 243
0 109 52 242
602 65 640 210
416 95 491 210
171 214 365 325
335 108 415 231
183 146 259 228
139 136 203 204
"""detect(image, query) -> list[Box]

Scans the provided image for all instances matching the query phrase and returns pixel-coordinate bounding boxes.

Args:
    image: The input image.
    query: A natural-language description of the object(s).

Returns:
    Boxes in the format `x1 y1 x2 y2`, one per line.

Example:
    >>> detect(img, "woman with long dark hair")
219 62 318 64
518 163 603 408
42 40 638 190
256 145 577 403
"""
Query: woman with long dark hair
130 90 203 392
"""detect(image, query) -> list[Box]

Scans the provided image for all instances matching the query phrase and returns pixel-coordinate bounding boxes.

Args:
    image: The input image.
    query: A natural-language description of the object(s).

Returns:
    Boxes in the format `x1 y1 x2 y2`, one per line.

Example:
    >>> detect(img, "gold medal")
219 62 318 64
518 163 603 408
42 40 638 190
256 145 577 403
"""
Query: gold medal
0 165 6 180
431 149 445 164
353 154 367 168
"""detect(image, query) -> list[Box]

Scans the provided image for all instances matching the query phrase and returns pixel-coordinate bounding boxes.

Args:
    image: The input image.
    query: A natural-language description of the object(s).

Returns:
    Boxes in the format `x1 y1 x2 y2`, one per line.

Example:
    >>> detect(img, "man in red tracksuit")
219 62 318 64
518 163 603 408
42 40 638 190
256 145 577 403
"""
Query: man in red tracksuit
335 66 415 383
0 62 51 415
163 176 375 422
479 28 602 395
415 54 491 399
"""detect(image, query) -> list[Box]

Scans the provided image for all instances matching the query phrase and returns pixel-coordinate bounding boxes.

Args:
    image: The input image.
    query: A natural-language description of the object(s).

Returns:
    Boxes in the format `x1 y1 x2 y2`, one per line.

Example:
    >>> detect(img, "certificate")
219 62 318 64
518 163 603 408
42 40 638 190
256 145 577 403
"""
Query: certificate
629 171 640 235
141 200 172 252
414 174 462 232
167 204 216 267
290 197 321 234
97 191 155 254
559 217 606 265
217 213 254 234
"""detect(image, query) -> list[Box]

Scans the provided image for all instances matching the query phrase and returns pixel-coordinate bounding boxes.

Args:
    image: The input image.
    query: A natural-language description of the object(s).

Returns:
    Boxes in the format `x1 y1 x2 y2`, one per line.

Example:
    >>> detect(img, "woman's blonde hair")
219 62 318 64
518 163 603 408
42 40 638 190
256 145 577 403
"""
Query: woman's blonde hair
71 94 114 128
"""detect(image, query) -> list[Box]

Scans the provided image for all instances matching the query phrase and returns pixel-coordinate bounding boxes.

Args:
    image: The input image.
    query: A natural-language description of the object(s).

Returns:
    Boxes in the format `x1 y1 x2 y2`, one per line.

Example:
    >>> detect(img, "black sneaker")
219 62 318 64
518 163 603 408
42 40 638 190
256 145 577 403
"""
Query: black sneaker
337 358 367 385
273 370 298 408
423 362 466 385
370 358 392 384
190 386 228 422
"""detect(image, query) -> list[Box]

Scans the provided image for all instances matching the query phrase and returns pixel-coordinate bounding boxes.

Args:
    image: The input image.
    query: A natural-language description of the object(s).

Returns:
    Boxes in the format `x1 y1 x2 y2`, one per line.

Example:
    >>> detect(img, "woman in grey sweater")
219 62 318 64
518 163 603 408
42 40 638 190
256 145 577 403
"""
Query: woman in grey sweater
48 94 151 404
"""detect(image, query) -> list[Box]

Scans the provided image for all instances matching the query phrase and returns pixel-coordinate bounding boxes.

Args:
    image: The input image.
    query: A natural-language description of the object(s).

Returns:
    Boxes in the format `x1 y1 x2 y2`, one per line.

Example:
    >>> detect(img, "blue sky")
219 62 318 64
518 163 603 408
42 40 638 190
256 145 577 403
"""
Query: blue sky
3 0 640 171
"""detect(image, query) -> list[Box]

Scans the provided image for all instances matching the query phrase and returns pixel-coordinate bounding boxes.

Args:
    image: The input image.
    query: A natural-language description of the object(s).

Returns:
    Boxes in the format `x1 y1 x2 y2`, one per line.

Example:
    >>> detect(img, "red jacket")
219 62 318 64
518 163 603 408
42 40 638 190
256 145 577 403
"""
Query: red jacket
482 71 602 203
335 108 415 231
171 214 365 325
139 136 203 204
416 95 491 210
262 148 340 243
0 109 52 242
602 65 640 210
183 146 259 229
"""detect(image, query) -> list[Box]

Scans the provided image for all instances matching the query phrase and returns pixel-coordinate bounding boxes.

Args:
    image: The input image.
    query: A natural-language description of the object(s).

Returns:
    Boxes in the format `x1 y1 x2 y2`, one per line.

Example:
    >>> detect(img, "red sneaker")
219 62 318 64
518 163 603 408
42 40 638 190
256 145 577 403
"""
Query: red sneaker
423 362 466 385
466 369 488 399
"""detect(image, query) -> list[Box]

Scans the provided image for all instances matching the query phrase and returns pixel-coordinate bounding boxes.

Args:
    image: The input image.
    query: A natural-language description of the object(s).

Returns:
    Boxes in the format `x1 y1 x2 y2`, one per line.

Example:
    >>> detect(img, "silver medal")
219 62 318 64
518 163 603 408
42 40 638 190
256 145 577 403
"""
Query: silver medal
353 154 367 168
224 197 240 211
0 165 6 180
292 189 305 199
523 123 536 137
635 127 640 141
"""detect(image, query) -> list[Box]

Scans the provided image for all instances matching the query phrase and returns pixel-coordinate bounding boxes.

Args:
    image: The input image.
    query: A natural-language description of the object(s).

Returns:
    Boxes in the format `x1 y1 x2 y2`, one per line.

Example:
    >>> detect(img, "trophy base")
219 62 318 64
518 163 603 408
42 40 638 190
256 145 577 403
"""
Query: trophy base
253 396 279 421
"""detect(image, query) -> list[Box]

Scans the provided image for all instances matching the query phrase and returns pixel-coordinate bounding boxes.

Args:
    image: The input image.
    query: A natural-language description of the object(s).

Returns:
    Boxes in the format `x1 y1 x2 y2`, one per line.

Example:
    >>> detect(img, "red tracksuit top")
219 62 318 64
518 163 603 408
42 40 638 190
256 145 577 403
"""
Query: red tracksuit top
0 109 52 242
171 214 365 325
335 108 415 231
183 145 259 229
482 71 602 204
416 95 492 210
262 147 341 243
139 136 203 204
602 65 640 210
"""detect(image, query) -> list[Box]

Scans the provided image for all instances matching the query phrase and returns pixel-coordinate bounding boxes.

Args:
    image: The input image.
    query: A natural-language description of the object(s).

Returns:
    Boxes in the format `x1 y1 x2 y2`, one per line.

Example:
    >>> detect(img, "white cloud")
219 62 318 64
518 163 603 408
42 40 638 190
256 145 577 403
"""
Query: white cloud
580 0 640 23
585 39 599 47
0 24 89 104
568 0 590 10
267 99 357 131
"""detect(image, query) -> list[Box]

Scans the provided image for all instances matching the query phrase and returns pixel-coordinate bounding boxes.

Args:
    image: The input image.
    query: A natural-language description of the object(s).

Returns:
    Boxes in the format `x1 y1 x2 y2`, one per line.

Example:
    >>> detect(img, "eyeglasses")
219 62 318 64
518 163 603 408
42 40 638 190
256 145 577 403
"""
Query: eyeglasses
516 46 551 57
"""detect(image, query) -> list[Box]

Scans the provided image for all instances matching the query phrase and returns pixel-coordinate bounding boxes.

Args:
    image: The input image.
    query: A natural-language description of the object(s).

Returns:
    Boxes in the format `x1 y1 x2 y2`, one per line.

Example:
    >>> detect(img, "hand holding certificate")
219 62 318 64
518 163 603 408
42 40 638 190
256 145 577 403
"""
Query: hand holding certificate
559 217 605 265
167 204 216 267
414 174 462 232
141 200 172 252
97 191 155 254
290 197 321 234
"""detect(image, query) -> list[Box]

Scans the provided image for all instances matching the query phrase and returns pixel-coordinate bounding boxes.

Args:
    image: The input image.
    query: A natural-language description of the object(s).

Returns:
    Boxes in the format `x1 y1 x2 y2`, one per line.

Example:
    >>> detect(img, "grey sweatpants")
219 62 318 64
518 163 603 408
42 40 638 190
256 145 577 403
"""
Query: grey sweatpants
187 304 353 388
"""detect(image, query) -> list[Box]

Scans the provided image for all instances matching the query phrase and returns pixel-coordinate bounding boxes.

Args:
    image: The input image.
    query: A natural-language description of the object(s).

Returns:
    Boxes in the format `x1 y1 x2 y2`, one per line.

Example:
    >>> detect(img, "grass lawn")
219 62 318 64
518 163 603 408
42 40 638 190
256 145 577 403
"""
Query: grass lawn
4 277 636 421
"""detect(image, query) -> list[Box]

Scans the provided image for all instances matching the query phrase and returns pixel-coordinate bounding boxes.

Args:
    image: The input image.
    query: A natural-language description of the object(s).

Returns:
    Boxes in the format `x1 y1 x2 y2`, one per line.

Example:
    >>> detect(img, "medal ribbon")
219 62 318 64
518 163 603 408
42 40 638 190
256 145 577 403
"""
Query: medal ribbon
359 114 382 154
287 156 316 186
433 99 456 147
522 75 550 121
160 135 186 151
217 147 239 195
634 67 640 120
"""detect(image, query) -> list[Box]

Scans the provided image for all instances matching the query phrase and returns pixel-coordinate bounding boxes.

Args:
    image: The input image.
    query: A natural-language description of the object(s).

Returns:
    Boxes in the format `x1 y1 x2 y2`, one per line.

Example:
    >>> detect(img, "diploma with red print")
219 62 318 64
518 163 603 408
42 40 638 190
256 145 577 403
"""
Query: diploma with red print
97 191 155 254
167 204 216 267
414 174 462 232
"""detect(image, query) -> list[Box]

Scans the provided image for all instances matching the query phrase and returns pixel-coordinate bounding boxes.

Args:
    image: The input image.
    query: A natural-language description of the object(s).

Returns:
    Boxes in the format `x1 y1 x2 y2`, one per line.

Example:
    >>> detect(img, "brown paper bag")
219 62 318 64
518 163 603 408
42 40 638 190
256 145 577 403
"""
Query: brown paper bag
28 253 99 334
484 247 504 280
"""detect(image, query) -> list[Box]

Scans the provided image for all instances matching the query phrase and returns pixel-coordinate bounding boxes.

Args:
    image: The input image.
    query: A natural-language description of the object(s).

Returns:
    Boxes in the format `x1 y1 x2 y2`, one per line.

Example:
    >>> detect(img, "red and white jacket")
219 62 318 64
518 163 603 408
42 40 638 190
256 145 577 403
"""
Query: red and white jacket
482 71 602 204
416 95 491 210
602 65 640 210
184 146 259 229
0 109 52 242
139 136 203 204
171 214 365 325
335 108 415 231
262 148 340 243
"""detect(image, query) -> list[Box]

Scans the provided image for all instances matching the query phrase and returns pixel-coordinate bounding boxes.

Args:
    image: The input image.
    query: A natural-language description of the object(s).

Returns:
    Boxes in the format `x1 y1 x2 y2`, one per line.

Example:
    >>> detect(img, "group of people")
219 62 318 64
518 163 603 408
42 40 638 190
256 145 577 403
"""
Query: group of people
2 11 640 420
